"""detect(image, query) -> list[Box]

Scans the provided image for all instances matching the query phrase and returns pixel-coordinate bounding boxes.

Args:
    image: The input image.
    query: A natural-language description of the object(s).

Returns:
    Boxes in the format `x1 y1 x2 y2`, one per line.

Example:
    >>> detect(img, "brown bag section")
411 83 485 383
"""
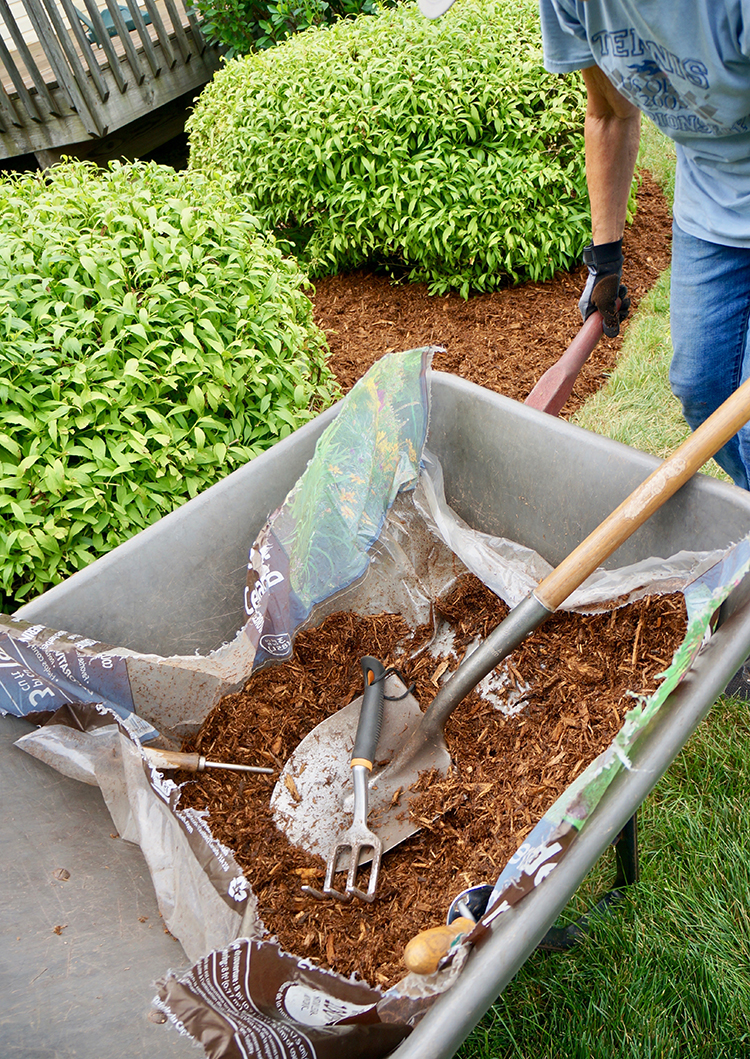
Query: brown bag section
156 939 413 1059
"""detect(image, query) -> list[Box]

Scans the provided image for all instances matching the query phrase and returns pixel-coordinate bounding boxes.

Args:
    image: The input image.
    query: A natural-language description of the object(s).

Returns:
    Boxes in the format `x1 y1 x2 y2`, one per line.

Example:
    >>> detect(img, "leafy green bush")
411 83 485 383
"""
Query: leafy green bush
196 0 390 57
187 0 591 296
0 161 340 611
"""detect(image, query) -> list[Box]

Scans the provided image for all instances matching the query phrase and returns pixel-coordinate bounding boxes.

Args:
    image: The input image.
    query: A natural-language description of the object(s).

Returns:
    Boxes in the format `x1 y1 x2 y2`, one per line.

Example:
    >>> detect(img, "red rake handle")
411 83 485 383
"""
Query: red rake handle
524 311 604 417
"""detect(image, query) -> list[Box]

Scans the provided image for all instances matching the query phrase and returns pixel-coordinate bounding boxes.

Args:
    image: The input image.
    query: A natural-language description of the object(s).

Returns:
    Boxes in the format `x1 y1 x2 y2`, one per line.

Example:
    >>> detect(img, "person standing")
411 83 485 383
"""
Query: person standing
419 0 750 491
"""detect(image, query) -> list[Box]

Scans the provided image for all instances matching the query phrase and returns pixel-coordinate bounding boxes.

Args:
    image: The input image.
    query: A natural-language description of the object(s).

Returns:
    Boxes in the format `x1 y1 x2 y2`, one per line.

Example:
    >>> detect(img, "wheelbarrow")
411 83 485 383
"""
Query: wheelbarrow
6 346 750 1058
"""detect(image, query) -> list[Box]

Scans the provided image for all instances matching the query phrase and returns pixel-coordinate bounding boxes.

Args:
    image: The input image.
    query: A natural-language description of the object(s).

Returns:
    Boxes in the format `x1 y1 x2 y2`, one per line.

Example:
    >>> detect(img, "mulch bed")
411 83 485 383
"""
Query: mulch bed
312 171 673 410
177 575 686 990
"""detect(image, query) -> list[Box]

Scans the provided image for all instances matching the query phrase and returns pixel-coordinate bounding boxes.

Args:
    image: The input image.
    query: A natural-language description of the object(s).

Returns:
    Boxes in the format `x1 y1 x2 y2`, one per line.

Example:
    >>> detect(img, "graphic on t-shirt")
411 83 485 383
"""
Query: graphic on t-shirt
591 28 749 137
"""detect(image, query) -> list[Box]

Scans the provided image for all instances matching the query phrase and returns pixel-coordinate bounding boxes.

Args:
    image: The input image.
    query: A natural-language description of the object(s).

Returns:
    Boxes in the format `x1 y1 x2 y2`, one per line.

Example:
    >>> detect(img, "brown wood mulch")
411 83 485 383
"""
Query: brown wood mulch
177 575 686 990
312 171 673 410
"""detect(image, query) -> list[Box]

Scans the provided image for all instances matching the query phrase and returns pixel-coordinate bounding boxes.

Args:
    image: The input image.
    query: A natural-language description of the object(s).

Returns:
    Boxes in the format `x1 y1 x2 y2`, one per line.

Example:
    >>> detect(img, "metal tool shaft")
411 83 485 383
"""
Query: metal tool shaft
202 760 274 774
144 748 274 775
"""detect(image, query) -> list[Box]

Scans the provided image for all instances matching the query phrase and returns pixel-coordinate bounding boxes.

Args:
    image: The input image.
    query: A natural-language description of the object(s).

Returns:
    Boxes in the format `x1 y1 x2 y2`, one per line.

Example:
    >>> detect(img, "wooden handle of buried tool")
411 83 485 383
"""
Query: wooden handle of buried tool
144 748 203 771
536 374 750 612
403 917 475 975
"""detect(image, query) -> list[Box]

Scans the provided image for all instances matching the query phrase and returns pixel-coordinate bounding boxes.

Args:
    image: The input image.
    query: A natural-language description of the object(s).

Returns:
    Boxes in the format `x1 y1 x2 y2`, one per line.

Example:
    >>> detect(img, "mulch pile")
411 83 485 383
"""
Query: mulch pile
177 574 686 990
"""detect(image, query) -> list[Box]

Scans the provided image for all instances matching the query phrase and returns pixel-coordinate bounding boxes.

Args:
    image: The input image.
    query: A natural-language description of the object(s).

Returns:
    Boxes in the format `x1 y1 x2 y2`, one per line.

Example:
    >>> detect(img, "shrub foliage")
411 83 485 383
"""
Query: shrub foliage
196 0 390 57
0 161 339 611
188 0 591 295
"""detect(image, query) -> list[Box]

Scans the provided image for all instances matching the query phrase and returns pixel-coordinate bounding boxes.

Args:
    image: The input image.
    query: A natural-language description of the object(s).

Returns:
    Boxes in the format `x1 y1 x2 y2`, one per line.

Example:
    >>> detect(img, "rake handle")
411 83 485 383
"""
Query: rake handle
351 657 386 768
524 311 604 417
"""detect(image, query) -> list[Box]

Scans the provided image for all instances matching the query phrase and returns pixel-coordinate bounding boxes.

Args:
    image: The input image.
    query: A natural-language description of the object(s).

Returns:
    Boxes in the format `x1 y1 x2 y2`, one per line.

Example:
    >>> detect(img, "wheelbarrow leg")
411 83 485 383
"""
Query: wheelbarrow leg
537 812 639 952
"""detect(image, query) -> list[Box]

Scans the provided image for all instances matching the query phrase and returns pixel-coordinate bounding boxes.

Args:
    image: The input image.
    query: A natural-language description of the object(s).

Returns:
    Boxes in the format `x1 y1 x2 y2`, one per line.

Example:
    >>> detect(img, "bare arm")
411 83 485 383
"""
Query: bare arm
582 65 641 243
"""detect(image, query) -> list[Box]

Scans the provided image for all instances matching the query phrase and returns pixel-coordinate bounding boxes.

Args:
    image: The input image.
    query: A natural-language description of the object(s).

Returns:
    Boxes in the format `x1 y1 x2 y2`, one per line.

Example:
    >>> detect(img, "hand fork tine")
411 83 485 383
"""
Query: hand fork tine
303 658 385 904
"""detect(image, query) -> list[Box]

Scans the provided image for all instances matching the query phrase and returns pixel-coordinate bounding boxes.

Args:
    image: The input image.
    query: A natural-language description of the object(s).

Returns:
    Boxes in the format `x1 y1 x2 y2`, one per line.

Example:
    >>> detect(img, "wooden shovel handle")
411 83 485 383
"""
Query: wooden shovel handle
536 374 750 611
386 374 750 771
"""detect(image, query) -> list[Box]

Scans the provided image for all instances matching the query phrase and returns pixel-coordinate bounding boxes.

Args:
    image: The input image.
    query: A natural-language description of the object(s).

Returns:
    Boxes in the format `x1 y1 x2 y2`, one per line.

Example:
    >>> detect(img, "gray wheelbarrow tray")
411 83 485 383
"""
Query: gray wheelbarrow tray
8 371 750 1059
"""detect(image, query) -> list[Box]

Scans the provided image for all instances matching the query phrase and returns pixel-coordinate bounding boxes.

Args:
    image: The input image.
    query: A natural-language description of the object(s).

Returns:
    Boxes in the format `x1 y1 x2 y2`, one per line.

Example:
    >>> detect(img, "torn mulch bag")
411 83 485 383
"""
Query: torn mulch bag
241 345 431 670
9 347 750 1059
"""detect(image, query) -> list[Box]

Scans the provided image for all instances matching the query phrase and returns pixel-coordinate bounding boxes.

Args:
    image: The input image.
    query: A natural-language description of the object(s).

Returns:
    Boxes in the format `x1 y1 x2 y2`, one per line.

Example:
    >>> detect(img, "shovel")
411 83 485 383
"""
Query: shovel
271 376 750 873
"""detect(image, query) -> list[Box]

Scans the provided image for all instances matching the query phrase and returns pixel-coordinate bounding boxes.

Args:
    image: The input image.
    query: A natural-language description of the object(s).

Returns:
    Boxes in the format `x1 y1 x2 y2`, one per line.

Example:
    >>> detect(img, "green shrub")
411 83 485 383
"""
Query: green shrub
187 0 591 296
196 0 391 57
0 160 340 611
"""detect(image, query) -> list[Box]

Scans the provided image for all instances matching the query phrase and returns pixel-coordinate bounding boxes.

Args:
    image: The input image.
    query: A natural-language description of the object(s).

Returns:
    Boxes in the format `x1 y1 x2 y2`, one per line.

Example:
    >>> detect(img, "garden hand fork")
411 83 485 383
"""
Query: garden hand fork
302 657 385 903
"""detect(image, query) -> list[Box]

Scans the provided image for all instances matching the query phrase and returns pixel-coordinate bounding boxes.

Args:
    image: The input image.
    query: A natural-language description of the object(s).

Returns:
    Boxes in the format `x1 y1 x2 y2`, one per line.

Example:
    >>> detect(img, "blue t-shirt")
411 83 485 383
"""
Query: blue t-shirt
540 0 750 247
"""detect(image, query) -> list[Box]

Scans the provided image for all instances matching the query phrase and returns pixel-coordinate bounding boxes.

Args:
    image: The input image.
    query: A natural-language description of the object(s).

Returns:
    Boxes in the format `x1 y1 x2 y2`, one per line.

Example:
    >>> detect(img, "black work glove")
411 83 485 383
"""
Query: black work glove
578 239 631 338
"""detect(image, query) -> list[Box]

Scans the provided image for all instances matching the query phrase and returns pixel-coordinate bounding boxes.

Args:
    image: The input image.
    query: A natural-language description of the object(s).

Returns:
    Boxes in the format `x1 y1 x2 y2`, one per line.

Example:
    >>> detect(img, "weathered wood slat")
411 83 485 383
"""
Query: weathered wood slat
19 0 93 123
0 0 60 115
0 27 43 121
19 0 101 132
116 0 161 76
160 0 192 64
56 0 110 103
140 0 176 69
1 0 222 162
100 0 147 85
80 0 129 94
0 72 23 128
37 0 105 134
186 7 207 54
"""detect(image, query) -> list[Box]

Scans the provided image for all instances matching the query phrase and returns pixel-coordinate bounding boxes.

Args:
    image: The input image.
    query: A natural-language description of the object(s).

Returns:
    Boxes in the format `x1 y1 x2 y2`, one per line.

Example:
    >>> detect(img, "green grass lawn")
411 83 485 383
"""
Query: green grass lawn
456 126 750 1058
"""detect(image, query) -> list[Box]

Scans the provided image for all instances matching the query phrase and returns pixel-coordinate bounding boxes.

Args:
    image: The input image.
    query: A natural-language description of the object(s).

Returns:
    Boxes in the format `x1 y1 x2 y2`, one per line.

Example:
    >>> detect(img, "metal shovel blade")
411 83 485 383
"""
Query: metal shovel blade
270 672 448 863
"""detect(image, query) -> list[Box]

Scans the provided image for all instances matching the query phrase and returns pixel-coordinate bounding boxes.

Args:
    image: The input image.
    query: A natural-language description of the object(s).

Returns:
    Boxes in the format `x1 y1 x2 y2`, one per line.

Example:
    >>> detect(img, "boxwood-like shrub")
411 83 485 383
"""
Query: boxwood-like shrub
187 0 592 295
0 160 340 610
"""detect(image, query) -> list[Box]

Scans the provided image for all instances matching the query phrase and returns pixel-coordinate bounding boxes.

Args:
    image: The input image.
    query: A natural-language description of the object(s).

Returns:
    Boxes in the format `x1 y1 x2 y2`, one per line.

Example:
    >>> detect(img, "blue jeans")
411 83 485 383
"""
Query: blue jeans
669 222 750 490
